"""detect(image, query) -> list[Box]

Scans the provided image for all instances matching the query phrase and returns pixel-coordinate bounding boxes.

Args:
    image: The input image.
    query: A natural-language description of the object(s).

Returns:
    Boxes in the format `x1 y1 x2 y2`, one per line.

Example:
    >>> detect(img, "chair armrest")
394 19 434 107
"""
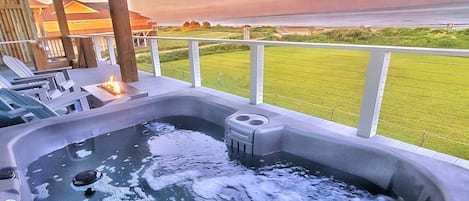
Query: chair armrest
0 108 28 118
13 73 57 81
44 91 90 110
10 76 53 84
10 81 49 91
34 66 72 75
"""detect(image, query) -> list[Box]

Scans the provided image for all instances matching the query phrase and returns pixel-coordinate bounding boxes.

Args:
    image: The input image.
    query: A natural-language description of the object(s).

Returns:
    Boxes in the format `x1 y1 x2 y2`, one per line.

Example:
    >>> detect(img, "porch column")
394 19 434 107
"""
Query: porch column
52 0 75 65
109 0 138 82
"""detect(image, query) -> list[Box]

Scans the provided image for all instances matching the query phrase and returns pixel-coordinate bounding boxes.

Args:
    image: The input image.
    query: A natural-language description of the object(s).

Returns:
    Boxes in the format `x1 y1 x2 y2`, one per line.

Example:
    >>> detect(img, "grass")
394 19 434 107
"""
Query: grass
136 27 469 159
280 27 469 49
137 46 469 159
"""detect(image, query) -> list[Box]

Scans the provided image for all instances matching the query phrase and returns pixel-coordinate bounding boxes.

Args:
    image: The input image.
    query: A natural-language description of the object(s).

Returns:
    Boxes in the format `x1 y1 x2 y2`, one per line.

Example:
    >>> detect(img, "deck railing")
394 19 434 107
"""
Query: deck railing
0 40 36 65
71 35 469 159
37 36 67 61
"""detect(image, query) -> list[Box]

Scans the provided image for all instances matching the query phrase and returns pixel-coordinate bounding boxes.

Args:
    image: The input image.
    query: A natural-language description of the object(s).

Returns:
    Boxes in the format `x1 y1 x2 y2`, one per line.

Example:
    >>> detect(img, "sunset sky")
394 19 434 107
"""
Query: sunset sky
127 0 469 23
37 0 469 24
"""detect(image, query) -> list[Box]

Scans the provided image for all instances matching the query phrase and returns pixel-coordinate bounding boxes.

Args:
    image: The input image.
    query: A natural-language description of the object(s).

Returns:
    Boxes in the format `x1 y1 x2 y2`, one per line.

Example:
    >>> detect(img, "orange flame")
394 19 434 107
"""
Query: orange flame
102 75 121 94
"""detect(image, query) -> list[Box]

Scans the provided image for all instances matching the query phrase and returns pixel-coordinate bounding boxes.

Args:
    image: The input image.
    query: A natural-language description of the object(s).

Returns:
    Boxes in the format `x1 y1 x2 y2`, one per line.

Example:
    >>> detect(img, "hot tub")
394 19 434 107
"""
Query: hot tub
1 88 468 200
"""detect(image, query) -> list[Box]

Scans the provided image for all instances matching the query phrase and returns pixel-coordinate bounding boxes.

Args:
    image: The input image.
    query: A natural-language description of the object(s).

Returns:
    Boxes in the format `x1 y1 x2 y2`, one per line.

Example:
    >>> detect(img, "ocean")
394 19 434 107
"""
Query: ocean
198 3 469 28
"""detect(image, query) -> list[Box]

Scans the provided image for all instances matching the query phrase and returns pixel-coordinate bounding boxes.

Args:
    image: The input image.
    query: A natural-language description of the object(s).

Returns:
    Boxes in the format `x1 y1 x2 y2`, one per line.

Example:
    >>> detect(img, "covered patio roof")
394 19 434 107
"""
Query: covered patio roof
49 0 138 82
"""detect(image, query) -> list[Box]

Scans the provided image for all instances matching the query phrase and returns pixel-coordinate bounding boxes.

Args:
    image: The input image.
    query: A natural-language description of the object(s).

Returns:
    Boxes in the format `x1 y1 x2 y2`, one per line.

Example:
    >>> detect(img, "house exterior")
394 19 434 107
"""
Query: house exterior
29 0 155 37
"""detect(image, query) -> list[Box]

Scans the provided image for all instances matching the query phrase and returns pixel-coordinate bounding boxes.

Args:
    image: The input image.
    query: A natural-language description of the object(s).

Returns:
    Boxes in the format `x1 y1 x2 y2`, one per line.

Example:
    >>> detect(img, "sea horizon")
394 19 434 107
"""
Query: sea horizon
156 2 469 29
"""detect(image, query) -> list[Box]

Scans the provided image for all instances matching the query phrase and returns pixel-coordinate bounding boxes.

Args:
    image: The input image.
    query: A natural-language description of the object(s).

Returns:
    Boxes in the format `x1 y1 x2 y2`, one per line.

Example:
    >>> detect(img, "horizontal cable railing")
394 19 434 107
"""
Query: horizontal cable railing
379 53 469 158
82 34 469 159
264 47 368 127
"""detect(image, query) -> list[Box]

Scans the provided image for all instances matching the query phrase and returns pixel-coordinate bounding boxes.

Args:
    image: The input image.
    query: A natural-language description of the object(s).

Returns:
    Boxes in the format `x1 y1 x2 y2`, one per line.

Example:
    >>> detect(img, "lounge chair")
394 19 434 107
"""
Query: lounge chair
0 98 28 127
0 88 90 127
0 73 52 101
2 55 77 93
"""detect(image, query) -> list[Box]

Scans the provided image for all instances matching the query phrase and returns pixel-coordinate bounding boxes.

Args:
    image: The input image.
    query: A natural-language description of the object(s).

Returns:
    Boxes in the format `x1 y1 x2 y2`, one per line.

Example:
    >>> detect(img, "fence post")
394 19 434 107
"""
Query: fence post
149 39 161 76
106 36 116 65
357 51 391 138
188 40 201 87
92 36 102 61
249 44 265 105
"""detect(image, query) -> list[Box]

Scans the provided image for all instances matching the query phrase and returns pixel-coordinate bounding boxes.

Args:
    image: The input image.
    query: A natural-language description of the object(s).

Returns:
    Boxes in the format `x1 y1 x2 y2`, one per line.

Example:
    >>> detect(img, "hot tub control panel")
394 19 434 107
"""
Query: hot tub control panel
225 113 283 156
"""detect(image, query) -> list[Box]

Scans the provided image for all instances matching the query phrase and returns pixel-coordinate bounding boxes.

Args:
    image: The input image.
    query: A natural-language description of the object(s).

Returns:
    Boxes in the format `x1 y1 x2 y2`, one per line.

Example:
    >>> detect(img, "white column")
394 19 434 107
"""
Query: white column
357 51 392 138
92 36 102 61
149 39 161 76
188 40 201 87
249 44 264 105
106 36 117 65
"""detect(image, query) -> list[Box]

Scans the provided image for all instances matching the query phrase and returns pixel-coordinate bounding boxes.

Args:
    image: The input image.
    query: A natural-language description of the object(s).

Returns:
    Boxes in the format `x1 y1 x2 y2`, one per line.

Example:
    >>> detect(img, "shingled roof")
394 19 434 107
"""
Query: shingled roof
28 0 48 8
33 0 150 21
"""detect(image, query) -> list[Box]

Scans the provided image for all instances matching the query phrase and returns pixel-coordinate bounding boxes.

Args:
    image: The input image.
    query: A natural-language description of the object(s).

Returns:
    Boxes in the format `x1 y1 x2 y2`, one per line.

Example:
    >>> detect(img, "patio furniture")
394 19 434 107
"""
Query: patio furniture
0 88 91 127
0 74 52 101
0 98 28 127
2 55 77 93
81 81 148 108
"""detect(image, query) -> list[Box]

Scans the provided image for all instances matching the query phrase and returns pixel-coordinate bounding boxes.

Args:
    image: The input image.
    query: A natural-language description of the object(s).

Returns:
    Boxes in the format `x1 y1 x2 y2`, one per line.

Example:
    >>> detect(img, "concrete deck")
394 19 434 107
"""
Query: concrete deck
70 62 191 96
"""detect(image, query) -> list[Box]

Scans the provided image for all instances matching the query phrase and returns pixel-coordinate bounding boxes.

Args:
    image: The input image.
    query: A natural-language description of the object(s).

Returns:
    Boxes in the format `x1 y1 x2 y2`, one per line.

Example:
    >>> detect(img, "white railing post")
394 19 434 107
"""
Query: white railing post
106 36 116 65
357 51 392 138
249 44 264 105
188 40 201 87
92 36 102 61
149 39 161 76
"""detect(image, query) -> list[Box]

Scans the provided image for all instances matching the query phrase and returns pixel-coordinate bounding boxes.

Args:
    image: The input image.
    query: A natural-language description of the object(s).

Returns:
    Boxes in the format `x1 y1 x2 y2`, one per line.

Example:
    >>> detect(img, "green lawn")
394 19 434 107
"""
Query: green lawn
134 30 243 54
138 46 469 159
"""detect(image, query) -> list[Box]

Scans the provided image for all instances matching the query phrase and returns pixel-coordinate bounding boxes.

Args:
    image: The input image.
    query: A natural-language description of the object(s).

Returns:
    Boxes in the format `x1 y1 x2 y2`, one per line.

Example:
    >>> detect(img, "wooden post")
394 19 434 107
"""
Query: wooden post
29 42 48 70
76 37 98 68
109 0 138 82
52 0 75 65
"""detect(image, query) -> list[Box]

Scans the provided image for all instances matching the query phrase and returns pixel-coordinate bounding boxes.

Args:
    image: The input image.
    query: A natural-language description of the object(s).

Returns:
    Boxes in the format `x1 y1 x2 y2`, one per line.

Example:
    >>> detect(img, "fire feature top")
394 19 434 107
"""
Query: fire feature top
98 76 126 96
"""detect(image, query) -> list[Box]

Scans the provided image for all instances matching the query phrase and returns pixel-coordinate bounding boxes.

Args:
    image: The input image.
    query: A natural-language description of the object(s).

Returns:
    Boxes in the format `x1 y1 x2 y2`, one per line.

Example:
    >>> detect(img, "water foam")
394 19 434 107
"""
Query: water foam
75 149 92 158
33 183 49 200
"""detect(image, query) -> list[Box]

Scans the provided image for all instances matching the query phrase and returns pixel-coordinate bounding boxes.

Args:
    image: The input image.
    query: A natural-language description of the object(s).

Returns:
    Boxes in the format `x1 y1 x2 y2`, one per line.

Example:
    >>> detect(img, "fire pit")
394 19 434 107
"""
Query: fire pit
98 76 126 96
80 76 148 108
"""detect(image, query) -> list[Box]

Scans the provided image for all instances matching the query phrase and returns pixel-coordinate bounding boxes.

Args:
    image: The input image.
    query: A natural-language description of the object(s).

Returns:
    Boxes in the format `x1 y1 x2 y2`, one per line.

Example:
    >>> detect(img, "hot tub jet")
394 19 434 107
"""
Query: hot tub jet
71 170 103 197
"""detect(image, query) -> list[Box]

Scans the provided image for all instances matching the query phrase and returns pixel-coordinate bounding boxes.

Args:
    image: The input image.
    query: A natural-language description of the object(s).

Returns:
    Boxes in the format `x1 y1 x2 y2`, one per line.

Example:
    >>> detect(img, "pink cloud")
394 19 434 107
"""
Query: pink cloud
128 0 469 23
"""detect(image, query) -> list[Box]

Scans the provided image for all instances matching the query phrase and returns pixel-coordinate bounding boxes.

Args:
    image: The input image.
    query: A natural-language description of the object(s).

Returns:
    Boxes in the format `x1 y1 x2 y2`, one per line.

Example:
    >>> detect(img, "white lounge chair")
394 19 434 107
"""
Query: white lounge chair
0 73 52 101
2 55 77 93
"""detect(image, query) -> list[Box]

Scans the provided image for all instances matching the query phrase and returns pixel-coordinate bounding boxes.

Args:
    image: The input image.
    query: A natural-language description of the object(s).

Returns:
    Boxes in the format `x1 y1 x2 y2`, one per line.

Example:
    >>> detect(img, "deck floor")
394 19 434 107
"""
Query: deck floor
70 62 191 96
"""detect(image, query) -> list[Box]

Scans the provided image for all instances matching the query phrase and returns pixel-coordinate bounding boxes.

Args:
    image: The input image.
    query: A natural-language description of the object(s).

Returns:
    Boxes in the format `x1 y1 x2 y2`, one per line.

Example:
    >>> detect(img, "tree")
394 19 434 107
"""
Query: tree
182 21 191 28
202 21 211 29
190 21 201 29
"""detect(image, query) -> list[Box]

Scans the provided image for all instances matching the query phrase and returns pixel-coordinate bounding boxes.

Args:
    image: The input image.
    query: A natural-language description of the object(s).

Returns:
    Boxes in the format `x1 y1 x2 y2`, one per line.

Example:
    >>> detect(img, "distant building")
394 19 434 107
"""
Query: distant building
29 0 156 37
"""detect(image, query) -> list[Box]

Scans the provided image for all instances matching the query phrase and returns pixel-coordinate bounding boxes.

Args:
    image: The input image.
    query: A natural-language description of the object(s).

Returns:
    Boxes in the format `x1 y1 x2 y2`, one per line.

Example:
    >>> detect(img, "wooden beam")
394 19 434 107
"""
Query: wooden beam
19 0 35 39
76 37 97 68
52 0 75 65
109 0 138 82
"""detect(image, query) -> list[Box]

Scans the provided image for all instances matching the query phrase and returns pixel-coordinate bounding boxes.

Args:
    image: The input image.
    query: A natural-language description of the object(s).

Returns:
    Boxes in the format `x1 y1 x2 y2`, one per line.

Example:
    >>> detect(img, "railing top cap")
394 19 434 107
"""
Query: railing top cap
71 34 469 56
0 40 36 45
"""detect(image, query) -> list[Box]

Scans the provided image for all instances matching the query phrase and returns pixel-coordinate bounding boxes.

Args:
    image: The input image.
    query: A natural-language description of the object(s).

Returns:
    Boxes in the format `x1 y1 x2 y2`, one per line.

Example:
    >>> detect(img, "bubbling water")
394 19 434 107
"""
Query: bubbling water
27 117 400 201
